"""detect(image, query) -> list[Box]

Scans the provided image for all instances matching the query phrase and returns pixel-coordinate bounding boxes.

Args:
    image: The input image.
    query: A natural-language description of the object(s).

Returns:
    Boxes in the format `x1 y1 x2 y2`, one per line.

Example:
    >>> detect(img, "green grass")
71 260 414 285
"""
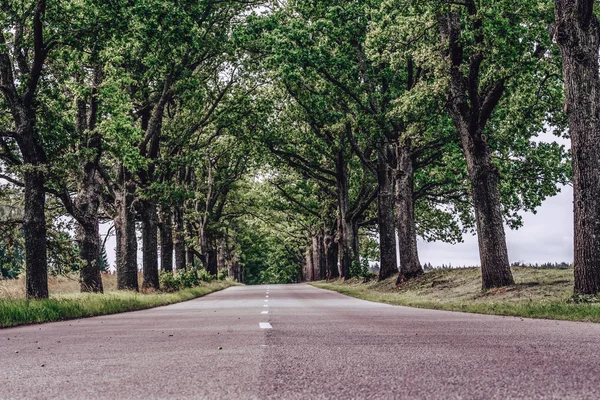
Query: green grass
0 281 235 328
311 267 600 323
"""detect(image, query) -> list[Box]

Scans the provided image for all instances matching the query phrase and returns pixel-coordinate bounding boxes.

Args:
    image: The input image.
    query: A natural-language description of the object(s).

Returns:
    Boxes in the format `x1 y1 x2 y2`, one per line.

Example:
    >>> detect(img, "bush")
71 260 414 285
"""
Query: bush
350 259 371 279
218 268 228 281
179 269 200 288
196 268 214 282
159 271 181 292
159 268 215 292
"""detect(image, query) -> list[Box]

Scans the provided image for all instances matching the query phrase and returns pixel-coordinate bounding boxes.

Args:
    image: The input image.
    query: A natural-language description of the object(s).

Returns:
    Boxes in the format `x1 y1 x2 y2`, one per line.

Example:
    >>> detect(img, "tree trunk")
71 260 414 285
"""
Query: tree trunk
377 145 398 280
439 12 514 289
141 200 159 289
115 177 138 291
159 207 173 273
395 143 423 284
312 234 324 281
173 205 186 271
186 220 196 268
465 139 514 289
206 247 218 276
335 147 355 279
76 221 103 293
73 66 103 293
324 230 339 280
555 0 600 294
23 168 48 299
305 247 314 281
217 239 226 273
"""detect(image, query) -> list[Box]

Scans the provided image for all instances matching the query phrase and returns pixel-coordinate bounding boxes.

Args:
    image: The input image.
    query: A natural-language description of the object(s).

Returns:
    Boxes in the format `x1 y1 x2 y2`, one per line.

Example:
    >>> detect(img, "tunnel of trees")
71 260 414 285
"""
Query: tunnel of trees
1 0 598 298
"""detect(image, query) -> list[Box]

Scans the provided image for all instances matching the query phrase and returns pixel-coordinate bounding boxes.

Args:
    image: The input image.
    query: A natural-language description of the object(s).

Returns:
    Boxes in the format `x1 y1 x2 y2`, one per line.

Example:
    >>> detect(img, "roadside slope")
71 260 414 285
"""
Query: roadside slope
312 267 600 322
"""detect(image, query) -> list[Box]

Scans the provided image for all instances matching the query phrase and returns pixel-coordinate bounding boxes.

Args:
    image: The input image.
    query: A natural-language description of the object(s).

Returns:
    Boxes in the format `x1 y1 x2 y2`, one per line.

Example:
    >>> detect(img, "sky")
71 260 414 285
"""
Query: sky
418 185 573 267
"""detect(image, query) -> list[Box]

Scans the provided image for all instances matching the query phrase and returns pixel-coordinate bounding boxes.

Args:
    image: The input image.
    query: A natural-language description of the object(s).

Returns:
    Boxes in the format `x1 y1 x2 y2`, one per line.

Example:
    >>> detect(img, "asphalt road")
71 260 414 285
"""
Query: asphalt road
2 284 600 400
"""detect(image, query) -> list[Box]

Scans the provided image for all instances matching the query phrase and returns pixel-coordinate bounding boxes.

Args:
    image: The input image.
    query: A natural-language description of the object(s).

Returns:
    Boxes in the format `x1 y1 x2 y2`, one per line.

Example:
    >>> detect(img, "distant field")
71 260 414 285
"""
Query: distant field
0 273 124 299
0 274 235 328
312 267 600 323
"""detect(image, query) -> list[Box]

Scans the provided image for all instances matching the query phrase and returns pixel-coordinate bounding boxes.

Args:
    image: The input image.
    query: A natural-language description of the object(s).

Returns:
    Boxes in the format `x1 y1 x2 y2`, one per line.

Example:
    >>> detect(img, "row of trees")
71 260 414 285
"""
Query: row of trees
1 0 599 297
241 0 570 290
0 0 268 297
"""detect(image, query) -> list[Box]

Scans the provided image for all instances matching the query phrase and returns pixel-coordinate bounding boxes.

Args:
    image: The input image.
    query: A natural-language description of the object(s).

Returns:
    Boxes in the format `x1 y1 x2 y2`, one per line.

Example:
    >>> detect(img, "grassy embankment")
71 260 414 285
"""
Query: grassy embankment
0 273 236 328
312 267 600 322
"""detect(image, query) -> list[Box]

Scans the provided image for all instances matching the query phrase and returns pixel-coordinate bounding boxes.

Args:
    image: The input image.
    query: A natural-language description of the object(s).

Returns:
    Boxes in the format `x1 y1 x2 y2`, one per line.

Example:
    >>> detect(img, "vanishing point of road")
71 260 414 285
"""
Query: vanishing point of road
2 284 600 399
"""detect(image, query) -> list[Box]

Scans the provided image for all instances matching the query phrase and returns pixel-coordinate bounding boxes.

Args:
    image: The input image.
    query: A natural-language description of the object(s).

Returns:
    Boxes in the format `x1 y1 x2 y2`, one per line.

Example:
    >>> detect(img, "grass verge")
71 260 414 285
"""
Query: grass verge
0 281 235 328
311 267 600 323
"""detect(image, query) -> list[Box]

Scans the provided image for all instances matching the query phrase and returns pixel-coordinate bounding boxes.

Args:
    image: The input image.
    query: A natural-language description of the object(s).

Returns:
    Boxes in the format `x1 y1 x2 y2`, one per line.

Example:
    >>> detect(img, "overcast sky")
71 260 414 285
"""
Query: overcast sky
419 132 572 267
418 185 572 266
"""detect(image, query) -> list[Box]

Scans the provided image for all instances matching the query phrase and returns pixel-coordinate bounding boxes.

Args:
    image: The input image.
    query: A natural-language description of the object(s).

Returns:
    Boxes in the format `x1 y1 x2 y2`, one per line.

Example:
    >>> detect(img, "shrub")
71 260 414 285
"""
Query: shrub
218 268 228 281
179 269 200 288
350 259 371 279
159 272 180 292
197 268 214 283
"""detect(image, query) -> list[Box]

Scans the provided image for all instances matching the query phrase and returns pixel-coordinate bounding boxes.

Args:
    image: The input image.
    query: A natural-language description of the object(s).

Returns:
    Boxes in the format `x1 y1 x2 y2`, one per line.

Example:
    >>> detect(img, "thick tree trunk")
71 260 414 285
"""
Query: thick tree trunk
173 205 186 271
324 230 339 280
312 234 324 281
395 143 423 284
337 216 353 279
23 169 48 299
159 207 173 273
377 145 398 280
141 200 159 289
198 218 210 270
76 221 102 293
74 66 103 293
465 140 514 289
305 247 314 281
336 150 355 279
115 178 138 291
439 12 514 289
555 0 600 294
186 221 196 268
217 239 226 273
206 247 218 276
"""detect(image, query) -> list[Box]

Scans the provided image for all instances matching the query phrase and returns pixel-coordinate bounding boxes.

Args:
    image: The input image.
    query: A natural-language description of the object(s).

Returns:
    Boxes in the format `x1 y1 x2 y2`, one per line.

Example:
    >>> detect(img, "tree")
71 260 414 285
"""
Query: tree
554 0 600 294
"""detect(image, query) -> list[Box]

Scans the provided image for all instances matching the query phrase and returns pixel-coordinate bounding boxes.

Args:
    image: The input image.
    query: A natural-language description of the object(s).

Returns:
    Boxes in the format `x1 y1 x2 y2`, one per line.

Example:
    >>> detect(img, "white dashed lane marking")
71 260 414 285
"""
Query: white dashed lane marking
261 311 268 314
259 323 272 329
263 305 268 307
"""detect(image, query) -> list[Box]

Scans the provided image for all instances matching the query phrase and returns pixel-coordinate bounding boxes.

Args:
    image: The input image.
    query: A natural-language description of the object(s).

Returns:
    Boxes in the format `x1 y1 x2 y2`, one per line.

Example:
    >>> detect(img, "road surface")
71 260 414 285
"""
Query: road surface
2 284 600 399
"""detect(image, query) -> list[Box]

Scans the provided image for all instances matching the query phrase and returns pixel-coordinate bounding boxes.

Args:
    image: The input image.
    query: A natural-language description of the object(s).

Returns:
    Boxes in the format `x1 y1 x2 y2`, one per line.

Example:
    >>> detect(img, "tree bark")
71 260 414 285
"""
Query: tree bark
159 207 173 273
186 220 196 268
173 204 186 271
74 73 103 293
324 230 339 280
395 143 423 284
217 239 226 273
115 174 138 291
23 168 48 299
206 247 218 276
377 144 398 280
76 221 102 293
1 1 50 299
439 12 514 289
335 145 355 279
312 234 324 281
141 199 159 289
555 0 600 294
305 247 314 281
